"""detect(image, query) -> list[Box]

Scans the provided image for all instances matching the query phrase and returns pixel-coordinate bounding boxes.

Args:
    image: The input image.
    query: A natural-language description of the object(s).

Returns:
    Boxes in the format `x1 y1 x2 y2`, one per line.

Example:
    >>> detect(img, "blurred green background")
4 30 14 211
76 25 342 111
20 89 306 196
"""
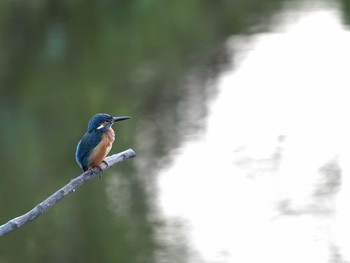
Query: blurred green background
1 0 349 262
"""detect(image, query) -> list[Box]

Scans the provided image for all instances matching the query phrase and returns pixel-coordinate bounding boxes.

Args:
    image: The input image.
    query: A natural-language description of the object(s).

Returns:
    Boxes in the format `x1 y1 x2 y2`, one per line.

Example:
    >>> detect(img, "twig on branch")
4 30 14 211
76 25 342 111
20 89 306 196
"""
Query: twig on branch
0 148 136 238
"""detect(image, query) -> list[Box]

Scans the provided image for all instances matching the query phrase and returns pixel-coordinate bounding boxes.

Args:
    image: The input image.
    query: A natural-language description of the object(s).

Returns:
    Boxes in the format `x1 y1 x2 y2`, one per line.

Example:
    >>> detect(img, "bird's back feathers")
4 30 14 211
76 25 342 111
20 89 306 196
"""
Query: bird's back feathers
75 131 103 171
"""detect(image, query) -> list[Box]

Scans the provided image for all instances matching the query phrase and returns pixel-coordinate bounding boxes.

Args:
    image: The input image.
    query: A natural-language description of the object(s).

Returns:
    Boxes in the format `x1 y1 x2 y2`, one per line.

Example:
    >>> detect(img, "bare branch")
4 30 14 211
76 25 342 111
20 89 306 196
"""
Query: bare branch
0 148 136 237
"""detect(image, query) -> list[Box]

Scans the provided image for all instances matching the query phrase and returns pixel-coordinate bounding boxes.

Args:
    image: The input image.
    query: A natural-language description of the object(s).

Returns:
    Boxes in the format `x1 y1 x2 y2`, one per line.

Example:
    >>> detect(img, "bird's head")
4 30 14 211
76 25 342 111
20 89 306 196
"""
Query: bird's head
87 113 130 133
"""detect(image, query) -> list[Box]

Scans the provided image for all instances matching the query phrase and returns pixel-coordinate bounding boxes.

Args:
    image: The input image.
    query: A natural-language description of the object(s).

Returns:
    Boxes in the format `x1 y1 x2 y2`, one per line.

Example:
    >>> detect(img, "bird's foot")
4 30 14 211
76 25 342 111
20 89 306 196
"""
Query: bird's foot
96 161 109 179
102 160 109 168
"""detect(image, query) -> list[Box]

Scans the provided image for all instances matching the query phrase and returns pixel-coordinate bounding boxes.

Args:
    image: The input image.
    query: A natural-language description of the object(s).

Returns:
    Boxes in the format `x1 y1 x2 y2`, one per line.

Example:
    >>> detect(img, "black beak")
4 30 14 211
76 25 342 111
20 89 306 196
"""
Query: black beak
112 116 131 123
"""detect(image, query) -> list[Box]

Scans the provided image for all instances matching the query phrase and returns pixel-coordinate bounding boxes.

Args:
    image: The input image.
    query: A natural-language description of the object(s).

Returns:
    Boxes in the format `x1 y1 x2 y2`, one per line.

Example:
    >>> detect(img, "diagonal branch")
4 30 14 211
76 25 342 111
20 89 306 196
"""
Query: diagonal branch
0 148 136 238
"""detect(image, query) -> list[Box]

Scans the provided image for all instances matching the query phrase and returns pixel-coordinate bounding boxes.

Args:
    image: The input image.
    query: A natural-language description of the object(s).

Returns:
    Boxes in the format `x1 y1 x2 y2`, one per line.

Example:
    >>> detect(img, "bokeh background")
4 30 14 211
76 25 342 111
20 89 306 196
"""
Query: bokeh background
1 0 350 262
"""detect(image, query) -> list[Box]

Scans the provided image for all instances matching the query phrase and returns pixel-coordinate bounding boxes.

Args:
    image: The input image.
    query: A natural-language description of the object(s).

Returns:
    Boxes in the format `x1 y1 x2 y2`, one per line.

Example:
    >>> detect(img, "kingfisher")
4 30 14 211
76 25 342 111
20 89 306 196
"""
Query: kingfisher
75 113 130 172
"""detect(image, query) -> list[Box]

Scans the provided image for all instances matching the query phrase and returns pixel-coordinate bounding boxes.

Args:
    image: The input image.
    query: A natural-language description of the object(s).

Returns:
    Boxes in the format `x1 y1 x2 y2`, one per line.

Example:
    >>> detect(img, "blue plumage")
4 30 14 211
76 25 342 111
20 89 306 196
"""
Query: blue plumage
75 131 103 171
75 113 130 171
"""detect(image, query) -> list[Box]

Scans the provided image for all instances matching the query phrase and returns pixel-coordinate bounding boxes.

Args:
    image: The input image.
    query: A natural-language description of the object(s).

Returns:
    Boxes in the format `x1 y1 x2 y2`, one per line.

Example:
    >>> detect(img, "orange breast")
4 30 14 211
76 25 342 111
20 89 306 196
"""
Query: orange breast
88 129 115 169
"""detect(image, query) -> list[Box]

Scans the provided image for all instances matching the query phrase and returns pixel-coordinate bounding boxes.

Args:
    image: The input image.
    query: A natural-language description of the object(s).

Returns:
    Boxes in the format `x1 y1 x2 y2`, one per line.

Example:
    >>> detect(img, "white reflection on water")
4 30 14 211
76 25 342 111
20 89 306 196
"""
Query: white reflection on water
157 2 350 263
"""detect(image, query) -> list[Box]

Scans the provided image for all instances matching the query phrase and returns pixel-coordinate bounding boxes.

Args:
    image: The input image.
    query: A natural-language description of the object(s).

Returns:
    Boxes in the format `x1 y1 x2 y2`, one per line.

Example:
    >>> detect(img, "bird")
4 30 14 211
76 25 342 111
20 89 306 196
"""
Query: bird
75 113 130 172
